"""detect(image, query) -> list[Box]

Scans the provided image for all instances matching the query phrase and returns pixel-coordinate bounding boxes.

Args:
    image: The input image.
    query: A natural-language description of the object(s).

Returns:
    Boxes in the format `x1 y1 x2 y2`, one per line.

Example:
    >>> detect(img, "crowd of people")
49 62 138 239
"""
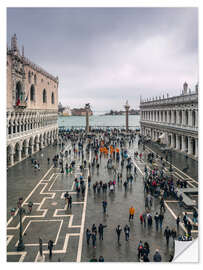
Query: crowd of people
44 128 197 262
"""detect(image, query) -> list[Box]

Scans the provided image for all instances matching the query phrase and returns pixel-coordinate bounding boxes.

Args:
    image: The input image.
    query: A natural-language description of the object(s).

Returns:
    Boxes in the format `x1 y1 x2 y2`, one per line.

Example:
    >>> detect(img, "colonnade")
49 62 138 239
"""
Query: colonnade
7 128 58 167
141 126 198 158
141 108 198 129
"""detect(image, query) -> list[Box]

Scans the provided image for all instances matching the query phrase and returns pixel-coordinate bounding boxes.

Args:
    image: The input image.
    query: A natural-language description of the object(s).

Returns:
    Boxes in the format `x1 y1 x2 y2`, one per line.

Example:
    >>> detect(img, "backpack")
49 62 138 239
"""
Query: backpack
138 244 143 250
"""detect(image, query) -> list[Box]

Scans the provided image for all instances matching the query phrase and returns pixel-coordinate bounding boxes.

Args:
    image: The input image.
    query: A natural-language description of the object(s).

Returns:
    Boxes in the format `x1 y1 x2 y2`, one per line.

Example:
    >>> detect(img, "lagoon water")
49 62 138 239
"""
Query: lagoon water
58 115 140 129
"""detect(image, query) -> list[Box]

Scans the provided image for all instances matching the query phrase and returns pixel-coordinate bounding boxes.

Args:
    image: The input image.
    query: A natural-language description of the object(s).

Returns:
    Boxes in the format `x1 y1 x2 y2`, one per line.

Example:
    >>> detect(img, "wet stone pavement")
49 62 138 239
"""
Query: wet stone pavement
7 136 198 262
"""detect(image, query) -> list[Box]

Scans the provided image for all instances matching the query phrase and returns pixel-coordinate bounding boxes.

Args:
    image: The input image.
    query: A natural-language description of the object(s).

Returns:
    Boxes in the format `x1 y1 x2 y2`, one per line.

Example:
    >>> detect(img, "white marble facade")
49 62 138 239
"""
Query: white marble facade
140 82 198 159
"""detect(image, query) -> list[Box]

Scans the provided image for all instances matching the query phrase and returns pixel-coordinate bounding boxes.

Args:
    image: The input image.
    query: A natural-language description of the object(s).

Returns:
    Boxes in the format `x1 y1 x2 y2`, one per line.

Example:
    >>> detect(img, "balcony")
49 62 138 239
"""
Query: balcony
140 120 198 133
14 102 27 109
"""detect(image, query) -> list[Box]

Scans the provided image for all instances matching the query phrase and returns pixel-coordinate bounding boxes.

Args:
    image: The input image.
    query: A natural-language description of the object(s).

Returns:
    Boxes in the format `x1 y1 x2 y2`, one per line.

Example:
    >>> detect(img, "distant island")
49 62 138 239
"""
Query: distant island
105 109 140 116
58 102 93 116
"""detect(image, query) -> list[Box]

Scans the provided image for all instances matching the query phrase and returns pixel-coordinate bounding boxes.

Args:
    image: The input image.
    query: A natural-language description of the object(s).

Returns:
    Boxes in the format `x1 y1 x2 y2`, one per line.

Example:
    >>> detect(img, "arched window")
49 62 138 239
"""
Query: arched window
30 85 35 101
34 74 37 84
51 92 54 104
43 89 47 103
16 81 22 104
28 71 31 83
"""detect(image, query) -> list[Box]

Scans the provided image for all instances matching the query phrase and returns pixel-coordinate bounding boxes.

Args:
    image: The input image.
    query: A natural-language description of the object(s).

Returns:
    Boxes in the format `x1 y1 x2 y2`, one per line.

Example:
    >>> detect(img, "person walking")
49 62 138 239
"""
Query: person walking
153 249 162 262
116 225 122 245
137 240 144 259
88 175 91 188
102 200 107 214
39 238 43 257
160 197 165 212
193 209 198 225
176 215 180 230
98 224 107 240
68 196 72 209
143 242 150 257
92 224 97 235
147 213 153 227
164 226 171 246
142 212 146 227
159 212 164 229
86 228 91 245
124 224 130 241
183 212 188 227
48 240 54 260
154 212 159 231
92 231 97 248
123 180 128 192
129 206 135 222
171 228 177 247
187 221 192 236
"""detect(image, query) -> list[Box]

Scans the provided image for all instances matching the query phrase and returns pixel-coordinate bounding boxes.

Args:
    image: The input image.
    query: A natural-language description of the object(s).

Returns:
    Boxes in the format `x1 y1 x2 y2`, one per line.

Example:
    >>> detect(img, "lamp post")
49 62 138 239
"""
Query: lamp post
124 100 130 133
12 198 26 251
85 103 90 133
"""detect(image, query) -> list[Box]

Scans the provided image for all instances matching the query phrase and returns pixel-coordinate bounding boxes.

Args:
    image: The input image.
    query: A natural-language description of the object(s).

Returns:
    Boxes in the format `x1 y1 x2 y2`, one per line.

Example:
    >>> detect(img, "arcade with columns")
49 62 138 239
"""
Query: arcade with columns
7 34 59 167
140 82 198 159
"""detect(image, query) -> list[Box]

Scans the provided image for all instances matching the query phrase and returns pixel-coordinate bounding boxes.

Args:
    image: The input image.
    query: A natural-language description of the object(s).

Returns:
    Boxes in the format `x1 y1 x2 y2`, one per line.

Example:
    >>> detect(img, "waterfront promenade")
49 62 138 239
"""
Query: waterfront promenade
7 132 198 262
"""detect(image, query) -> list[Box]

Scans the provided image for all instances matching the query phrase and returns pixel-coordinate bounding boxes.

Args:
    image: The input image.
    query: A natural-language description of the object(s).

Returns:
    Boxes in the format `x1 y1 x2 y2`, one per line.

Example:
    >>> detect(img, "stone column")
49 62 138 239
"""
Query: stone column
10 153 14 166
165 132 169 146
85 103 90 132
176 110 179 125
181 135 186 152
30 144 34 155
188 137 193 155
171 134 175 148
175 134 179 150
195 138 198 157
167 110 169 124
35 143 39 152
171 110 174 124
18 147 22 162
182 110 185 126
25 146 29 157
124 101 130 132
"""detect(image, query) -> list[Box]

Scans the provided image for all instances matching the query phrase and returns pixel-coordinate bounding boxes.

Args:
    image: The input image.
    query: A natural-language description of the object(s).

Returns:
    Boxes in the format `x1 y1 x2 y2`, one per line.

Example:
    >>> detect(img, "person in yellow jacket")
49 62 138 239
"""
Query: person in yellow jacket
129 206 135 222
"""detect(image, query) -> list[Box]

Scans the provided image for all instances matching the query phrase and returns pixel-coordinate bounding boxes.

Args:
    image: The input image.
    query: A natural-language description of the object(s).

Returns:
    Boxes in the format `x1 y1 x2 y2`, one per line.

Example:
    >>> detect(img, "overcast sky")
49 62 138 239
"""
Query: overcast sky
7 8 198 113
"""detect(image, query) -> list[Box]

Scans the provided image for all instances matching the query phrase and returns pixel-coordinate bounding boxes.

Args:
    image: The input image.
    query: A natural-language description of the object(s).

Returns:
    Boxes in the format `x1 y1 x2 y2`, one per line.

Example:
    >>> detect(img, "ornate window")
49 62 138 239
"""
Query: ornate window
51 92 54 104
16 81 22 104
28 71 31 83
34 74 37 84
43 89 47 103
30 85 35 102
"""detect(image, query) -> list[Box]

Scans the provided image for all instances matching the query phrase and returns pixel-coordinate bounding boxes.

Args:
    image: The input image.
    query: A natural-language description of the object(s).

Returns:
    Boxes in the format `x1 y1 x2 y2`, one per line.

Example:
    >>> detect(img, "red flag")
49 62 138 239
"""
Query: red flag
16 98 20 106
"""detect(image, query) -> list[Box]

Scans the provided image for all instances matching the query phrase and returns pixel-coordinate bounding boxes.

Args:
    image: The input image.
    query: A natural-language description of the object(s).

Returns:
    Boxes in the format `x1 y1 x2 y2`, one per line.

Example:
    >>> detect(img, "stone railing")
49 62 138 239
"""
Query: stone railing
140 120 198 132
140 93 198 108
7 123 58 142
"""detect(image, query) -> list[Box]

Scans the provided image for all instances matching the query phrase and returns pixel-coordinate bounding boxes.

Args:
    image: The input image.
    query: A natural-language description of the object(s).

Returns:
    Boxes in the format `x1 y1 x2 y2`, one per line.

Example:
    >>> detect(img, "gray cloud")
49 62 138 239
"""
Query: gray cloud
7 7 198 112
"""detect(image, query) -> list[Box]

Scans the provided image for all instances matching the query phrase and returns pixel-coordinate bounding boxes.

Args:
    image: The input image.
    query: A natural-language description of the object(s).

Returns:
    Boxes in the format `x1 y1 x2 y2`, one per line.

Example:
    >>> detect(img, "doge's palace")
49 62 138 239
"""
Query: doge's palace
7 34 59 167
140 82 198 159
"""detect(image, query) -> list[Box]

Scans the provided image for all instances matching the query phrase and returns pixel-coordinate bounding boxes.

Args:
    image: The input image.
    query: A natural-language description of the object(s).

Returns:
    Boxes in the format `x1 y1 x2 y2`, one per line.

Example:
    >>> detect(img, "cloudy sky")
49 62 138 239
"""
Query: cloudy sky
7 8 198 113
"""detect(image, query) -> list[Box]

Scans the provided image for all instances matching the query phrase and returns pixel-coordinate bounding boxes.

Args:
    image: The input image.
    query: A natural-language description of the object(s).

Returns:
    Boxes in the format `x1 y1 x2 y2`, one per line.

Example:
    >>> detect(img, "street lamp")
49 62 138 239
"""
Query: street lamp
12 198 26 251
